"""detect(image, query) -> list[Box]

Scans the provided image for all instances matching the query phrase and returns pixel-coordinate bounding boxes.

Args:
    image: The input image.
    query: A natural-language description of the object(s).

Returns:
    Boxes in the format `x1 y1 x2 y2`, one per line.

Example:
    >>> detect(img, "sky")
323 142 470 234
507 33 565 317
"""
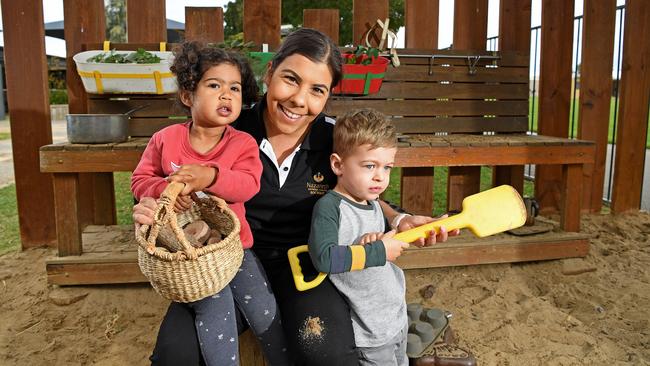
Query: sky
0 0 626 67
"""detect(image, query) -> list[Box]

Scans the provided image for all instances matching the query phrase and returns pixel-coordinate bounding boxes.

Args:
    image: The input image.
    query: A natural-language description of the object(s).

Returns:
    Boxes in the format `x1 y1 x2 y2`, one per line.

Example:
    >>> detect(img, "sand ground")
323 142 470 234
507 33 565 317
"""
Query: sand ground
1 212 649 365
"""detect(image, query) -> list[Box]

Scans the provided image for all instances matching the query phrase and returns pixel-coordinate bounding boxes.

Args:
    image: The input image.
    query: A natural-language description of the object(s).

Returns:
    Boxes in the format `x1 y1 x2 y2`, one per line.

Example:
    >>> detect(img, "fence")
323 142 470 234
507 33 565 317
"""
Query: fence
488 4 647 209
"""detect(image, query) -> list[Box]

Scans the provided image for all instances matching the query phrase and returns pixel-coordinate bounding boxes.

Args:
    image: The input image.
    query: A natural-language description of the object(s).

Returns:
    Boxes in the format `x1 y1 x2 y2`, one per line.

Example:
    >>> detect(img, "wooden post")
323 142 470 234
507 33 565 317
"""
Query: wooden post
0 0 56 248
493 0 531 195
448 0 488 212
611 0 650 213
303 9 340 45
352 0 389 46
535 0 574 213
185 7 224 43
578 0 617 213
243 0 281 48
127 0 166 43
64 0 115 228
401 0 439 215
405 0 439 50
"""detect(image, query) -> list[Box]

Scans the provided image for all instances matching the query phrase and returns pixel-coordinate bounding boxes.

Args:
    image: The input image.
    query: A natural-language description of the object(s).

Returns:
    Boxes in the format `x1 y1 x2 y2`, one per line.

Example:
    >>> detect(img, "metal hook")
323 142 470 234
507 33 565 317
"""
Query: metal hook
467 56 481 75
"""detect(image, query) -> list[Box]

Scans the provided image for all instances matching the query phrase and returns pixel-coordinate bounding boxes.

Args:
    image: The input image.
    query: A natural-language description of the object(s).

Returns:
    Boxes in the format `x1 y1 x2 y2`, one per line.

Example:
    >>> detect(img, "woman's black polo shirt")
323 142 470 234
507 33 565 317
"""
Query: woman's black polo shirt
233 100 337 254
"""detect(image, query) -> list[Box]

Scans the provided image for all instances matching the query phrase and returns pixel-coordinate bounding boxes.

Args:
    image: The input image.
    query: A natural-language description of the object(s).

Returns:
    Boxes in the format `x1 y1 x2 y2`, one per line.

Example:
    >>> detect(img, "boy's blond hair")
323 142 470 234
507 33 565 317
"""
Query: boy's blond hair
333 108 397 158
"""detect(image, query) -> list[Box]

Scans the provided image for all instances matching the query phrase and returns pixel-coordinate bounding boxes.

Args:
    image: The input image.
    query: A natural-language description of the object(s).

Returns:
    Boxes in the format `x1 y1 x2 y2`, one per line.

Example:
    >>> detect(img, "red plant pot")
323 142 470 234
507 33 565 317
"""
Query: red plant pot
333 54 390 95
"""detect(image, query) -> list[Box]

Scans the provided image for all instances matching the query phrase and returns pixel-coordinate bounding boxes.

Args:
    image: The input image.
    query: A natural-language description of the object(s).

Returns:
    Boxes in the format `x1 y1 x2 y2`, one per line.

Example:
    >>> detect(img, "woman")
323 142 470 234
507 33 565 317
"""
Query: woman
134 28 456 366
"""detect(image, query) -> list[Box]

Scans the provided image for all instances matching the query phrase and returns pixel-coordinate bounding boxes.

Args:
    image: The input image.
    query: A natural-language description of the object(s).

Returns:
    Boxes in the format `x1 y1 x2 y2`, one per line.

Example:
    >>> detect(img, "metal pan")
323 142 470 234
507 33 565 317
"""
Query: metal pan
66 105 147 144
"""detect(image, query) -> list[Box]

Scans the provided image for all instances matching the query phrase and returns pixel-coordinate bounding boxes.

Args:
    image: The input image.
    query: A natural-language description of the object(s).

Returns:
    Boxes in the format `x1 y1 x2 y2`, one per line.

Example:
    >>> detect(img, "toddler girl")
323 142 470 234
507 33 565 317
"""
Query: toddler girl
131 41 290 366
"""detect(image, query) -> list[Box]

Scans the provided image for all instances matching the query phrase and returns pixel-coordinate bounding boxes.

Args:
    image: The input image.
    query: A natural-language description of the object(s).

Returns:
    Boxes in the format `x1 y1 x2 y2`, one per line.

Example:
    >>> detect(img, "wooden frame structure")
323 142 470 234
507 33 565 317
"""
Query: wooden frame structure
3 0 648 286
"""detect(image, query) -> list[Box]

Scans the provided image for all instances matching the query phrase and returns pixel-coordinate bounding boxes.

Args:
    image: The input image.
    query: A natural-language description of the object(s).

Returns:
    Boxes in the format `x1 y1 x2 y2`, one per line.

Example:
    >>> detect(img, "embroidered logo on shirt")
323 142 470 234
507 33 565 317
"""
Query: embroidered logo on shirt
307 172 329 195
313 172 325 183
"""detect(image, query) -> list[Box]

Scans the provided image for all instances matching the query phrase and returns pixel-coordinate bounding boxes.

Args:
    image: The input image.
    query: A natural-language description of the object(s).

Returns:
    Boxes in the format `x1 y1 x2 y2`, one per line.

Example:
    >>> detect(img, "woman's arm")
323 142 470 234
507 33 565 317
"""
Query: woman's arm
378 200 459 247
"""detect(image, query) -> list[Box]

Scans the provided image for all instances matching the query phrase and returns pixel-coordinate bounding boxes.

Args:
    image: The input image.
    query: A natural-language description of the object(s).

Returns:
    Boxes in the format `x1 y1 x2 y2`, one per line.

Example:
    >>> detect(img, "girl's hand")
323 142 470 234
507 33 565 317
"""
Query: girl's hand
398 214 461 248
174 194 193 212
381 230 409 261
358 232 384 245
133 197 157 227
168 164 217 195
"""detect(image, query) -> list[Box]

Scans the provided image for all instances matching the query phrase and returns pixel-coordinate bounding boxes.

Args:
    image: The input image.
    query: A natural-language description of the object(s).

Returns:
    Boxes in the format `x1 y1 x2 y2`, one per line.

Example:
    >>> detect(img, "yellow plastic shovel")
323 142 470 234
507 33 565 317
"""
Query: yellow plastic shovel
288 185 527 291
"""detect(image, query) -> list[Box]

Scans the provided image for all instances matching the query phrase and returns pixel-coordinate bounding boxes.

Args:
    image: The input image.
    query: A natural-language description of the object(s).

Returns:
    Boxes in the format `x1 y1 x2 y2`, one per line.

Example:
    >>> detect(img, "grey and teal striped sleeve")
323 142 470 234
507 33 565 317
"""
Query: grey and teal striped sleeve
308 194 386 274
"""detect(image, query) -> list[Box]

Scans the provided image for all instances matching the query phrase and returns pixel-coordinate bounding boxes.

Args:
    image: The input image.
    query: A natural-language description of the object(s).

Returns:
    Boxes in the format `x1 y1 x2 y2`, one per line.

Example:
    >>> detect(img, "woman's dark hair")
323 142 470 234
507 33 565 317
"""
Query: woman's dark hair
270 28 342 89
171 41 259 111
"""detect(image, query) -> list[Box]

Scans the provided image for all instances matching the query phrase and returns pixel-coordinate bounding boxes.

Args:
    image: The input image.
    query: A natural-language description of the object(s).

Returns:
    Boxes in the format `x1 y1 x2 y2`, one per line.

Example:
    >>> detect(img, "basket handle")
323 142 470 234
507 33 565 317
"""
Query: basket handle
135 182 200 260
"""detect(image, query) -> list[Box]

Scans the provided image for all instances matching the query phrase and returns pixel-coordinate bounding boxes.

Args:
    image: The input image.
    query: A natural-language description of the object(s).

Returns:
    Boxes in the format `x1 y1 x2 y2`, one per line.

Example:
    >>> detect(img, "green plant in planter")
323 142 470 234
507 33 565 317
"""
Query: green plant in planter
345 45 381 64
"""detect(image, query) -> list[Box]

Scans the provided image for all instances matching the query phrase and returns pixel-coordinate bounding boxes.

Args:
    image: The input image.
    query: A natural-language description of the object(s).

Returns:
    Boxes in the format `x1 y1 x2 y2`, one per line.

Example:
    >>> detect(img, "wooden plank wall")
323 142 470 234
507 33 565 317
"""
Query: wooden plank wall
0 0 56 248
493 0 531 195
64 0 114 228
535 0 575 214
448 0 488 212
611 0 650 213
578 0 617 213
352 0 389 47
244 0 281 48
126 0 166 42
401 0 439 215
303 9 340 45
185 7 224 43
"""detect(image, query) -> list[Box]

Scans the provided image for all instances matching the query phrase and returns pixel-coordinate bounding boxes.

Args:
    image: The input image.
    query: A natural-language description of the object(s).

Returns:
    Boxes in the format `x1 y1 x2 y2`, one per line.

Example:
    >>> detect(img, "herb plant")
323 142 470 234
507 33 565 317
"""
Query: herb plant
345 45 380 65
87 48 161 64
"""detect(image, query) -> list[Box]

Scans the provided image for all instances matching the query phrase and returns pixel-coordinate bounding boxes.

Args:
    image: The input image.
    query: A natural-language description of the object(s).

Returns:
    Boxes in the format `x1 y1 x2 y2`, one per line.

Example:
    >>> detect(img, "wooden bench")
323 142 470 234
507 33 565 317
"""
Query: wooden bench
40 48 594 285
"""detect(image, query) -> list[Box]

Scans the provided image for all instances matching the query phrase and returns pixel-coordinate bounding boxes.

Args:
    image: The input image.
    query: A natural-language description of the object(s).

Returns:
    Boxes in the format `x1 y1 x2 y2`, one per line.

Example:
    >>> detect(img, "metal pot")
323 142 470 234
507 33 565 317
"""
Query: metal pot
66 105 146 144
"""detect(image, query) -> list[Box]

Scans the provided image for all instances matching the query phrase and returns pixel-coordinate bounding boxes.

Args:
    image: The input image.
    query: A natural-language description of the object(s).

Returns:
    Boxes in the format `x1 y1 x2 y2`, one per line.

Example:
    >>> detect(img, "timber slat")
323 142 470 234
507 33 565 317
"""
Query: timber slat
326 100 529 117
40 135 595 173
336 82 529 100
382 65 529 83
45 224 590 285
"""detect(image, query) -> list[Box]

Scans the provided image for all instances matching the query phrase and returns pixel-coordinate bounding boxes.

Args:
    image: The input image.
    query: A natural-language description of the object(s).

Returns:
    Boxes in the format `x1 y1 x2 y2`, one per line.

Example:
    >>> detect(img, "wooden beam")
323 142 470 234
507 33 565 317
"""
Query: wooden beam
52 174 82 256
405 0 439 49
352 0 389 46
400 168 434 216
303 9 340 45
453 0 488 50
127 0 166 43
611 0 650 213
578 0 617 213
185 7 224 43
449 0 488 212
1 0 57 248
561 164 582 231
402 0 439 216
63 0 112 228
493 0 531 194
535 0 574 213
243 0 281 48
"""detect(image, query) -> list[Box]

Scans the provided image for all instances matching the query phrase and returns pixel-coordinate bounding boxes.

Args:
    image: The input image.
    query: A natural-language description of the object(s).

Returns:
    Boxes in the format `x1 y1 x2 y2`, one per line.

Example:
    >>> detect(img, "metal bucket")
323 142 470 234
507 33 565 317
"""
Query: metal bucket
66 105 146 144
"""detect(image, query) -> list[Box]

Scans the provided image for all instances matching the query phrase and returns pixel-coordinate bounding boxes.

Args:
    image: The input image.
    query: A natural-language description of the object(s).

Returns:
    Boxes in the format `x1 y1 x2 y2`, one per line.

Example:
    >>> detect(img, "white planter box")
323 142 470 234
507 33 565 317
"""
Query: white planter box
73 51 177 94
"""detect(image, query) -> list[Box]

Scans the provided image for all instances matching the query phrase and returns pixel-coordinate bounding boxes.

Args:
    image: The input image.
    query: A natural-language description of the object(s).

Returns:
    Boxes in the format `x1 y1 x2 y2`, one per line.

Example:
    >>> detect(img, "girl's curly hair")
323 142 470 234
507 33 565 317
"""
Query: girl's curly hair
170 41 259 112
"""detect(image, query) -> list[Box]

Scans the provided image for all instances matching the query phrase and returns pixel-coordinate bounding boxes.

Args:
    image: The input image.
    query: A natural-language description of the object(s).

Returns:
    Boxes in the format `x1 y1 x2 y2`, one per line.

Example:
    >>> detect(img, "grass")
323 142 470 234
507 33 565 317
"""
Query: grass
529 96 650 148
0 185 20 254
0 132 10 141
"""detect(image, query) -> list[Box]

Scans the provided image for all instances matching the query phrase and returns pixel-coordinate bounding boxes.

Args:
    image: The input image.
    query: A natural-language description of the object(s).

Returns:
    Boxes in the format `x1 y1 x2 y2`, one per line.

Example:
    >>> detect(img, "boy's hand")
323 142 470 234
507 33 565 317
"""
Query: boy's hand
358 232 384 245
381 230 409 262
174 194 193 212
398 214 461 248
168 164 217 195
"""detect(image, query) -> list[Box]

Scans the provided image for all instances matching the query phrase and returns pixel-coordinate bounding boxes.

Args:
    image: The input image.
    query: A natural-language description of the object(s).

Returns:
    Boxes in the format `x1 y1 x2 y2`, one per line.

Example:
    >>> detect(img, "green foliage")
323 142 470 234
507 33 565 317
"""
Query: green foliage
86 49 161 64
223 0 404 46
49 89 68 105
345 45 380 65
0 132 10 141
214 37 256 53
106 0 127 43
0 185 20 254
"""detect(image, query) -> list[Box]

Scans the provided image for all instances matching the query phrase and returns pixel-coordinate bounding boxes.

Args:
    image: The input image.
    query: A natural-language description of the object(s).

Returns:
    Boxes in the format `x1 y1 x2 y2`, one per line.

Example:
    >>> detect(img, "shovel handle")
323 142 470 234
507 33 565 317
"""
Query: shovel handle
287 245 327 291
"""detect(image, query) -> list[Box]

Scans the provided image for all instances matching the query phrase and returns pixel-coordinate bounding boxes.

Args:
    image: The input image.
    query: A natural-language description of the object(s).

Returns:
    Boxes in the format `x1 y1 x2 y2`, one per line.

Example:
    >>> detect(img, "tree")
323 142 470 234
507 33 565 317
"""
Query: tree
223 0 404 46
106 0 126 43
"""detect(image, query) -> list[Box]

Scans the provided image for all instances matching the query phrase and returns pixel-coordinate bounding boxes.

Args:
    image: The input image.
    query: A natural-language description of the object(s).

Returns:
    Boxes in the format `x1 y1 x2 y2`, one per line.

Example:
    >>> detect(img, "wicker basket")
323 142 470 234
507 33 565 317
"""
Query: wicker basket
135 182 244 303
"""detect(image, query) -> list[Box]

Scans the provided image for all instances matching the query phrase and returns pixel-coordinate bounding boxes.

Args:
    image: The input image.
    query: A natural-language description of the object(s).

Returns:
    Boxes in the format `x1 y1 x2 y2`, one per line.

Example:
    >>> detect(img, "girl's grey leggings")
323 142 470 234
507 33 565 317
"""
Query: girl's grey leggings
188 249 291 366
